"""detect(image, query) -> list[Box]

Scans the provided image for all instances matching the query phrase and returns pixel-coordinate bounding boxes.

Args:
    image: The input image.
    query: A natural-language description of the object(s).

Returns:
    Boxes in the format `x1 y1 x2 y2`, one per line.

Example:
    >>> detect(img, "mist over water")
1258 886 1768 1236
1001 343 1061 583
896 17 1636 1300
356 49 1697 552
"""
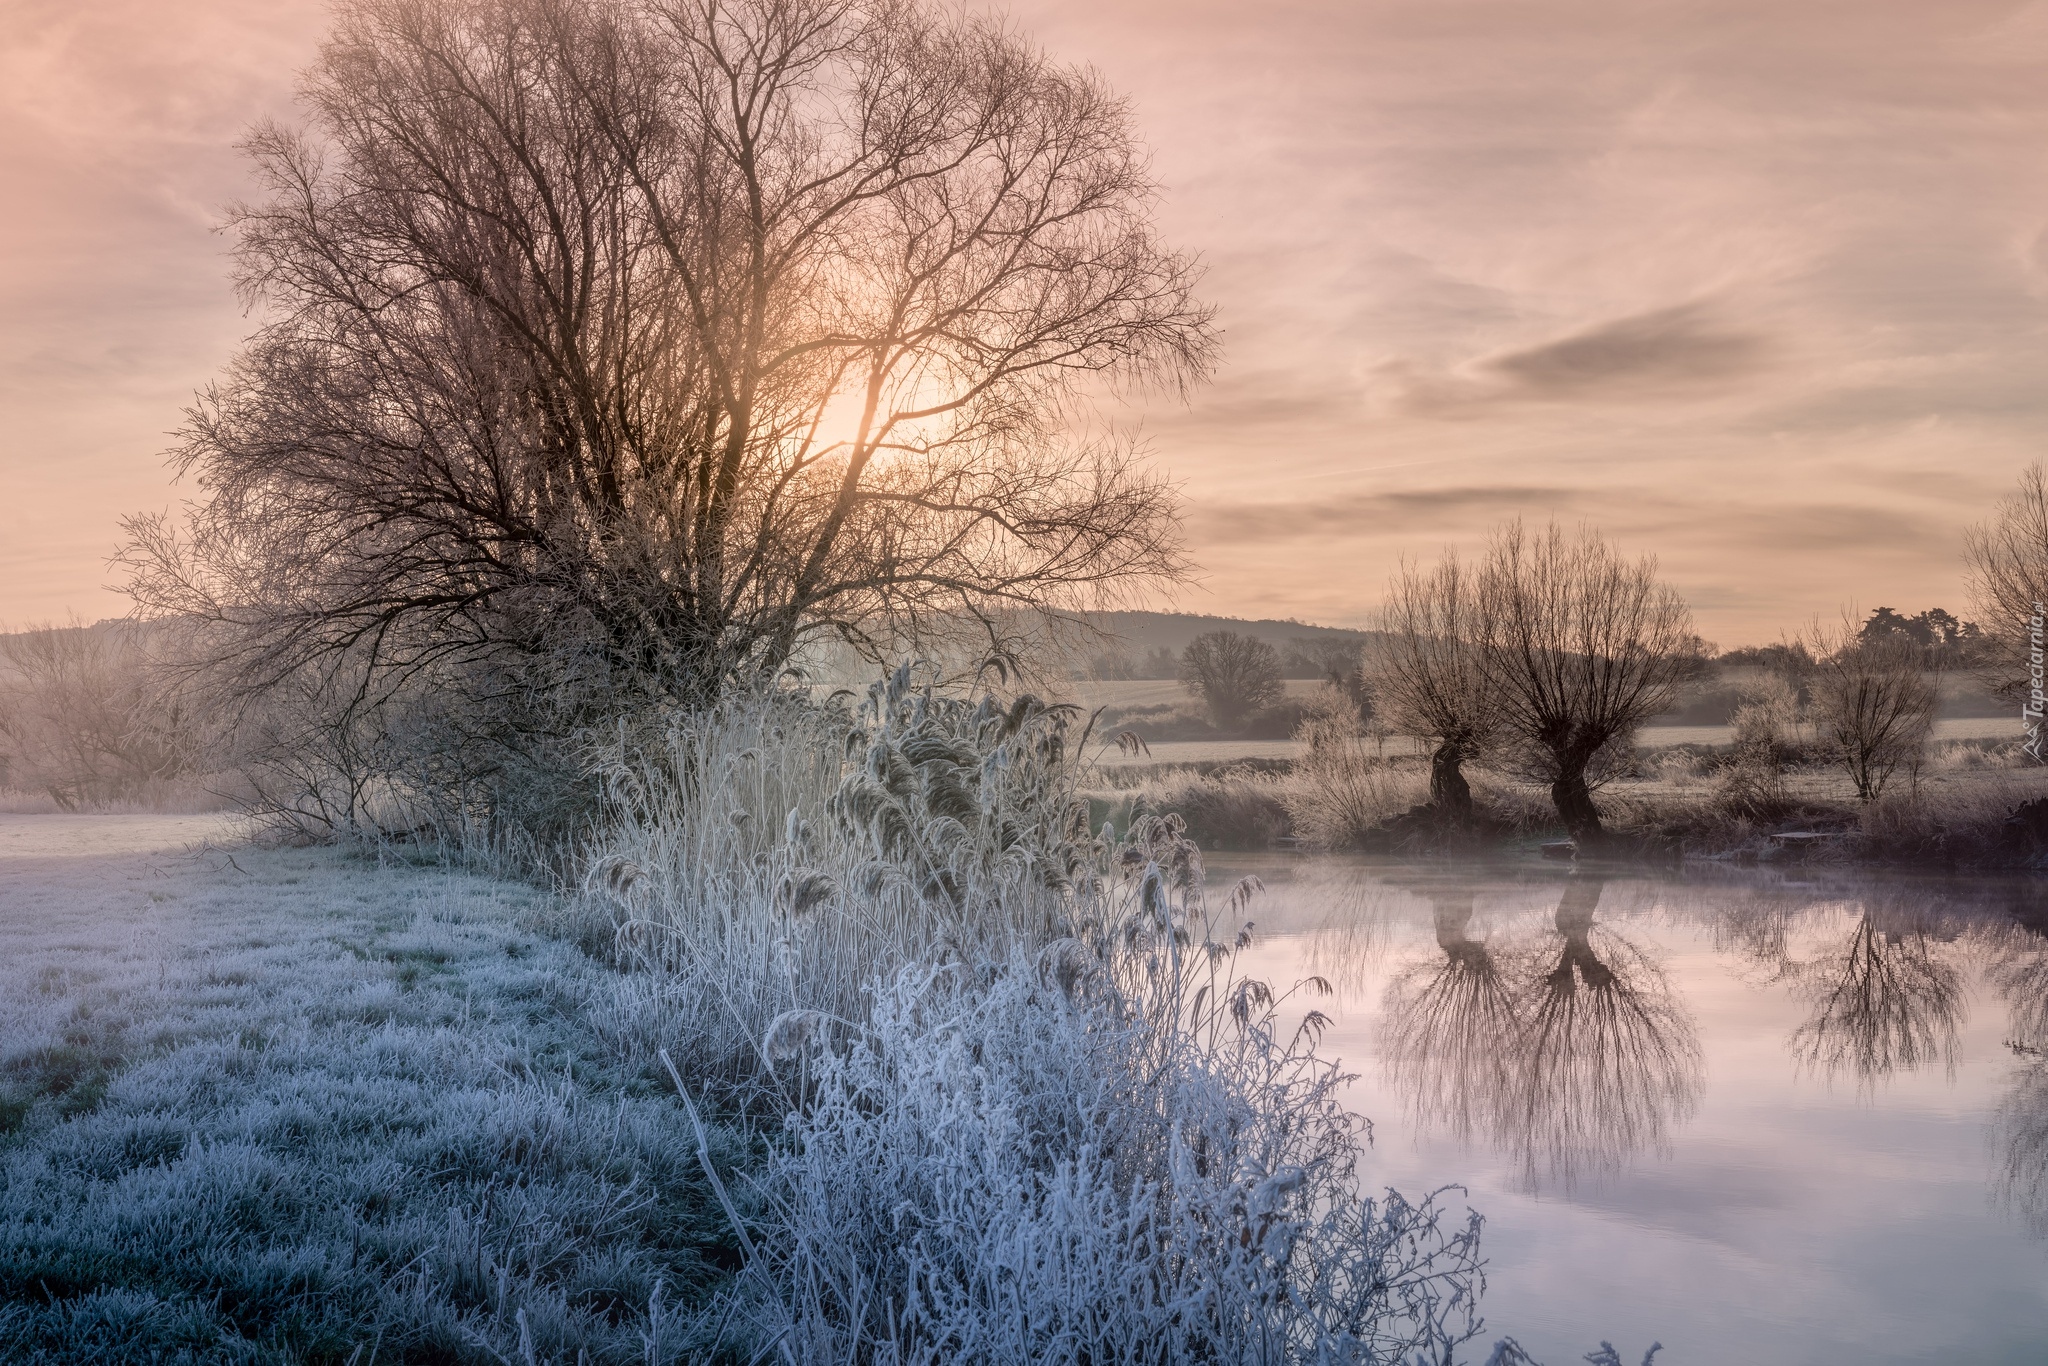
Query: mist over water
1216 857 2048 1365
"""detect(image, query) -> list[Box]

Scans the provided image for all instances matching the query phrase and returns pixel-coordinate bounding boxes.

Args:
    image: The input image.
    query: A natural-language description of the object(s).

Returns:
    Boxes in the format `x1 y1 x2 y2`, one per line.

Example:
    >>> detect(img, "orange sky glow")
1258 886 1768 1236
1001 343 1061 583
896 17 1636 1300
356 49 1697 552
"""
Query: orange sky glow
6 0 2048 645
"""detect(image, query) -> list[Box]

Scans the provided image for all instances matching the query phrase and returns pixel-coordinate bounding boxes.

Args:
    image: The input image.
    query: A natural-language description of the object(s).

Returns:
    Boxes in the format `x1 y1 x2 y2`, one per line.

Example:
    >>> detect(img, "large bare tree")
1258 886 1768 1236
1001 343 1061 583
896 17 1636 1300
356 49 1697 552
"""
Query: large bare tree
1480 521 1695 845
123 0 1213 712
1370 553 1495 817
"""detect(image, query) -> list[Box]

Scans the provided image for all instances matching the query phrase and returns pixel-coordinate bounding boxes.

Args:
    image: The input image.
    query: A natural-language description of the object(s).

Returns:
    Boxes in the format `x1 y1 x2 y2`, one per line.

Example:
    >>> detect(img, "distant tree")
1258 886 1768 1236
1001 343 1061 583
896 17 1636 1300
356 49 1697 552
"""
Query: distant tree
1371 554 1495 816
1806 615 1940 802
1479 522 1696 844
1966 464 2048 698
1918 609 1982 656
1718 642 1815 673
1287 636 1373 713
1857 606 1981 664
1671 634 1719 682
1137 646 1180 680
0 623 193 809
1179 631 1284 728
1085 650 1138 681
1858 607 1920 644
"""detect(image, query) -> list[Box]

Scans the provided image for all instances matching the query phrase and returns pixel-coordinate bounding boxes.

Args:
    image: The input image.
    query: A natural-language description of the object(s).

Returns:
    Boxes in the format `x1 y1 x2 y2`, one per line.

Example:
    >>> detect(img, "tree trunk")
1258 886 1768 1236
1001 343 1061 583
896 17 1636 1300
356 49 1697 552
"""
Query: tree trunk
1429 740 1473 816
1546 877 1614 991
1430 893 1488 968
1551 759 1604 845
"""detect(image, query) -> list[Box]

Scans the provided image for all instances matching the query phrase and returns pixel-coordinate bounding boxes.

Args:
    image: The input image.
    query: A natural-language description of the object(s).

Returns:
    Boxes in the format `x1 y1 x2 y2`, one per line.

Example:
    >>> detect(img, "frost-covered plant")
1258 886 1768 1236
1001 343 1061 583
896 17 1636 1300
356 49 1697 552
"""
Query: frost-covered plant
746 812 1489 1365
581 666 1104 1099
827 664 1099 929
1716 673 1797 819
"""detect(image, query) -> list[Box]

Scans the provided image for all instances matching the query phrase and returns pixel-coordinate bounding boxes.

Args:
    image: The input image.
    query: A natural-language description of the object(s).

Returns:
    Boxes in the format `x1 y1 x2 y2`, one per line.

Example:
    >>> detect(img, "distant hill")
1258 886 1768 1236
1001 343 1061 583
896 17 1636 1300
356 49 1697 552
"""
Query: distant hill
1076 611 1371 654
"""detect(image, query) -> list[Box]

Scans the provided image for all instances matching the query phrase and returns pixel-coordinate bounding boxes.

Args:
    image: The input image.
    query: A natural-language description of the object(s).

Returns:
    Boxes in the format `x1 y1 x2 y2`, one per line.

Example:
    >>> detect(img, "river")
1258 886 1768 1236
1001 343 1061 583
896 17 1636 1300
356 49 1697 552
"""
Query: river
1210 855 2048 1363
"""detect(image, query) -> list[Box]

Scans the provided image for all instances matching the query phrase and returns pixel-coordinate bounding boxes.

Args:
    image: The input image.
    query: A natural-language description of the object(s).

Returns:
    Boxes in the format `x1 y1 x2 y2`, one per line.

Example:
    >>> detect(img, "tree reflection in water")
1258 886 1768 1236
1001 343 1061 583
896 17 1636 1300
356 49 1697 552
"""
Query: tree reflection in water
1380 891 1518 1150
1381 876 1702 1191
1995 1056 2048 1237
1783 899 1964 1090
1988 919 2048 1236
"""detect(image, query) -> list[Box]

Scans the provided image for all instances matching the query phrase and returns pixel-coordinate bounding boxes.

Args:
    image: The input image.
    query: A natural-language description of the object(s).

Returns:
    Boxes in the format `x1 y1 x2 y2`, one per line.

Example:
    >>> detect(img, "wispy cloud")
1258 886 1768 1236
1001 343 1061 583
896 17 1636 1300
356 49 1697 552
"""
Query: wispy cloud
1196 486 1579 544
1480 301 1771 399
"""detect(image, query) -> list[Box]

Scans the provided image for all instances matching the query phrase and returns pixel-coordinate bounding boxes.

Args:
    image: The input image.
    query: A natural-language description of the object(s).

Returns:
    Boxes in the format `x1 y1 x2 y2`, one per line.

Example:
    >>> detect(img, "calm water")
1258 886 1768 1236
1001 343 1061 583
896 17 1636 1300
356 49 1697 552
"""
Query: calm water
1211 856 2048 1365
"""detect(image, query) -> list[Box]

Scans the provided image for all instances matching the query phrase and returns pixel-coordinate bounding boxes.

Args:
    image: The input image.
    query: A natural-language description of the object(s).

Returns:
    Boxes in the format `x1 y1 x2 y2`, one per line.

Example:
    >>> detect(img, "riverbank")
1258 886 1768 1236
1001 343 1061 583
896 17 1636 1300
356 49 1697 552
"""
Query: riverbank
1093 739 2048 868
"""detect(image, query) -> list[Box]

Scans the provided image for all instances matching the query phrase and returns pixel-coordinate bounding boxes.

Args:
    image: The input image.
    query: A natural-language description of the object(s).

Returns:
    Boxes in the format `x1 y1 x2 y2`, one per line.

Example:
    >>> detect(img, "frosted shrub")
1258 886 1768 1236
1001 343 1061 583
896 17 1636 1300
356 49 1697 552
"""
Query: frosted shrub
1715 673 1796 819
584 666 1100 1097
1280 690 1417 851
751 815 1487 1365
586 674 1502 1361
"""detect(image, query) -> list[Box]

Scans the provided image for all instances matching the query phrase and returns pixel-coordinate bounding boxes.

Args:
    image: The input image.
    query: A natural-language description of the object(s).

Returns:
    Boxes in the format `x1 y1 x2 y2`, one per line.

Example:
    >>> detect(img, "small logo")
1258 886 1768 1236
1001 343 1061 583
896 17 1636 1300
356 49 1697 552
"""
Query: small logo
2025 603 2046 762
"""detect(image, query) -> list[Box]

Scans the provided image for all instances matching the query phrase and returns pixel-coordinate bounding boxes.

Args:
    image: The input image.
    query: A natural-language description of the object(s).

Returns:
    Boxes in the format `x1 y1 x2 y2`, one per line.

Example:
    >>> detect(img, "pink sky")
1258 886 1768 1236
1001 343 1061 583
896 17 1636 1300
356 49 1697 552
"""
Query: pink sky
6 0 2048 644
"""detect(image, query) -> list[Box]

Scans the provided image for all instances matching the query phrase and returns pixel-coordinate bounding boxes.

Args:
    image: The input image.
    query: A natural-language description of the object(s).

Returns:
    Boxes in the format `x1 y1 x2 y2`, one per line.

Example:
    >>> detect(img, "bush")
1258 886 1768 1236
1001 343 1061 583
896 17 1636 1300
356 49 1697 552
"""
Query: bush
754 816 1488 1364
570 676 1512 1361
1283 757 1429 853
1134 769 1294 849
580 669 1093 1102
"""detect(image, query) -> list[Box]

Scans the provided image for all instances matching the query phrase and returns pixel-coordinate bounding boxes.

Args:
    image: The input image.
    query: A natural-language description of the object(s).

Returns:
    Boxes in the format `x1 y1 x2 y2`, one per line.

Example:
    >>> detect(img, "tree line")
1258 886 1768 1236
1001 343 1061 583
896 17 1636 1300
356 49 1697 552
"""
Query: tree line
1156 507 2032 850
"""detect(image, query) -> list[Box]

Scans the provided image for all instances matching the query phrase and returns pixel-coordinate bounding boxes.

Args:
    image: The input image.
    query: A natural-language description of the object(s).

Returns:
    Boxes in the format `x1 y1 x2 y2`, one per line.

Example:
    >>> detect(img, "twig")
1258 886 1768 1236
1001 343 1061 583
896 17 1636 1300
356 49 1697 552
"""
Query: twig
658 1049 757 1261
658 1048 800 1366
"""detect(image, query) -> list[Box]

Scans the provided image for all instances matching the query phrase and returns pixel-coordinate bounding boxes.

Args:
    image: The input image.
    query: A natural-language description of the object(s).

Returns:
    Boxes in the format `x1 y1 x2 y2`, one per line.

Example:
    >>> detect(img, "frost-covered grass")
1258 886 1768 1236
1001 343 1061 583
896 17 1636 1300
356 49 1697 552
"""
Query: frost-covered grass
0 816 738 1363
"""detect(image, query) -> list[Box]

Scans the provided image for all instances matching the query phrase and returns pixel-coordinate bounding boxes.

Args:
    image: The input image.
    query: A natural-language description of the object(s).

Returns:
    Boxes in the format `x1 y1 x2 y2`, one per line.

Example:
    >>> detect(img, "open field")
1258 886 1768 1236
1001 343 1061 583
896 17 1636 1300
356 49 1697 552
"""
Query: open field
0 815 732 1363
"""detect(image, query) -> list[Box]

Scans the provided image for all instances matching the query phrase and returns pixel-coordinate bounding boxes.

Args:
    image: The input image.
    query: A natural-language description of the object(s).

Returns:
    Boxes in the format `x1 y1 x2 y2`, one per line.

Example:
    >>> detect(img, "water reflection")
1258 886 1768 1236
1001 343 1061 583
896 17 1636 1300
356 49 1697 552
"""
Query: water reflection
1995 1056 2048 1237
1264 856 2048 1244
1381 876 1702 1190
1988 922 2048 1236
1379 891 1517 1149
1785 902 1966 1090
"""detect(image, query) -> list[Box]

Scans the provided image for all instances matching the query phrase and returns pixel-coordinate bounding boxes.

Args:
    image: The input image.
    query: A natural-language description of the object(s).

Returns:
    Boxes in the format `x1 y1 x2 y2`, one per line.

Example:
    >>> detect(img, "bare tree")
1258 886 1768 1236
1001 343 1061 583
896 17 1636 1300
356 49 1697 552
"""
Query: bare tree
122 0 1214 725
1178 630 1282 729
1479 521 1695 845
1966 463 2048 700
1370 553 1494 817
0 622 193 809
1804 614 1939 803
1136 645 1178 679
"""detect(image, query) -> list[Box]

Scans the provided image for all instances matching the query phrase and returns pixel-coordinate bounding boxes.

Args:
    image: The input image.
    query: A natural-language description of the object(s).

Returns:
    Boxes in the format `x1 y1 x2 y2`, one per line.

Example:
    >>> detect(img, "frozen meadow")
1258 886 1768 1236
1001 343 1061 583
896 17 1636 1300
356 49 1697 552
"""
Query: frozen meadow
0 814 737 1363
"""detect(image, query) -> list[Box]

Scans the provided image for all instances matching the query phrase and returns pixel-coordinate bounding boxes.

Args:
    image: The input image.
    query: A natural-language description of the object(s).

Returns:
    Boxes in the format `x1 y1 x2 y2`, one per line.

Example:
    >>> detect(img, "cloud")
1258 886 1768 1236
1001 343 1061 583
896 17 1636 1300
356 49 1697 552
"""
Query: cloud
1196 485 1578 544
1195 485 1952 578
1373 300 1776 416
1716 501 1949 556
1480 301 1771 397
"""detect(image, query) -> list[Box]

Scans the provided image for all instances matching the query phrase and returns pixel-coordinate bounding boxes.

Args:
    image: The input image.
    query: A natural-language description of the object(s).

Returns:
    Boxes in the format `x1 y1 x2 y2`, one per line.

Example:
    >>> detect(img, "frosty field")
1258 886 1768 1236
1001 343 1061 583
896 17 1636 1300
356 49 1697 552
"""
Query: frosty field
0 814 733 1363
